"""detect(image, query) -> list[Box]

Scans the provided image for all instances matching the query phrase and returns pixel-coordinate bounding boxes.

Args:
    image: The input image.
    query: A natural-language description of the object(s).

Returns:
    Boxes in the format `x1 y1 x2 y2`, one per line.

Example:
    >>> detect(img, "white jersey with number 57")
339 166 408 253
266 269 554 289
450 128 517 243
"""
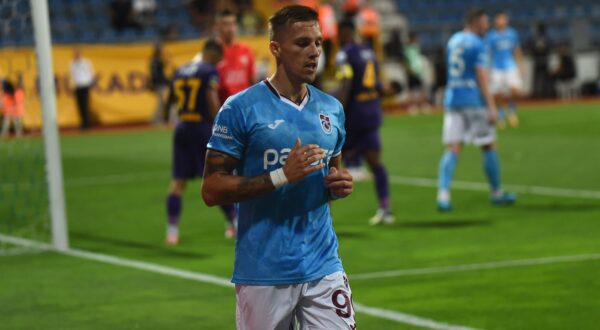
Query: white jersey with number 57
444 31 488 110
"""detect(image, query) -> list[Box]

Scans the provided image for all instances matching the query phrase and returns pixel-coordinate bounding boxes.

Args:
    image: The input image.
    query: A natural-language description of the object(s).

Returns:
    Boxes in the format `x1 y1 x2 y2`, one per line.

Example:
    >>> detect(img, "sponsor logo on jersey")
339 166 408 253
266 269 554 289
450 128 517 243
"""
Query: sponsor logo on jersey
212 124 233 140
319 113 332 134
268 119 285 130
264 148 334 170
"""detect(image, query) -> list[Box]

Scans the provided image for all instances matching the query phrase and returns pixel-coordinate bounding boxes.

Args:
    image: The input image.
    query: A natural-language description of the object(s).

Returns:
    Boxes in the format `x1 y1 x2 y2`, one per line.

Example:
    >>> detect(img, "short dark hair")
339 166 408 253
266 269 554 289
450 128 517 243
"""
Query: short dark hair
338 19 355 32
218 8 236 18
268 5 318 41
464 8 486 25
203 38 223 55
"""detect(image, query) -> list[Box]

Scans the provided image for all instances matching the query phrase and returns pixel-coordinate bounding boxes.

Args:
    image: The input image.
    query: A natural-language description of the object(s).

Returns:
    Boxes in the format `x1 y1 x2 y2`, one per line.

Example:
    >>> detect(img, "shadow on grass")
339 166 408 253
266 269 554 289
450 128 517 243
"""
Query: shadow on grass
516 203 600 212
70 231 209 259
396 219 492 229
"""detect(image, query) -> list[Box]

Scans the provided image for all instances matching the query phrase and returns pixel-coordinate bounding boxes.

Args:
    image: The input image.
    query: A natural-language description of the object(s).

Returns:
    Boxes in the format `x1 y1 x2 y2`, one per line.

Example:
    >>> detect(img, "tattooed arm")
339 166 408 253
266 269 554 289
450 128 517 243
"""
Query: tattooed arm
201 138 325 206
201 150 274 206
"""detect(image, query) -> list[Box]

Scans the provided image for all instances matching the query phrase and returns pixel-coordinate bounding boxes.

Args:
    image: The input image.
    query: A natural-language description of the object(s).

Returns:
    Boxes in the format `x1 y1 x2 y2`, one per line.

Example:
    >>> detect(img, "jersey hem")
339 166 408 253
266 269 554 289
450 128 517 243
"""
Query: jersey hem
231 264 344 286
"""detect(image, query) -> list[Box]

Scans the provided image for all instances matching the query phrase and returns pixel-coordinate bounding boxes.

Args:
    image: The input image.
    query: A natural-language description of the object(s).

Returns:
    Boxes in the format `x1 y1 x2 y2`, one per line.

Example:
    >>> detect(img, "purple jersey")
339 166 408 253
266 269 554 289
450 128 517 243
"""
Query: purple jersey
170 61 219 124
169 61 218 179
335 43 383 131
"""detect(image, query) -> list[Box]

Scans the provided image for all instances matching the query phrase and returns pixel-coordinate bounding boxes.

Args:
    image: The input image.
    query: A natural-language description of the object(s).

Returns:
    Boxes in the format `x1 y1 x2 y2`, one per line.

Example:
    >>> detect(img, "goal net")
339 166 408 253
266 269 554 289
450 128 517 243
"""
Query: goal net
0 0 68 252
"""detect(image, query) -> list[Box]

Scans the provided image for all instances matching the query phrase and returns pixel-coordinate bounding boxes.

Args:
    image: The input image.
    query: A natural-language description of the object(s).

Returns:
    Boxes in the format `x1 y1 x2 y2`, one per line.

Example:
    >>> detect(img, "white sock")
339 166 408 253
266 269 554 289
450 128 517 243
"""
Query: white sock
167 224 179 236
437 190 450 202
492 190 503 199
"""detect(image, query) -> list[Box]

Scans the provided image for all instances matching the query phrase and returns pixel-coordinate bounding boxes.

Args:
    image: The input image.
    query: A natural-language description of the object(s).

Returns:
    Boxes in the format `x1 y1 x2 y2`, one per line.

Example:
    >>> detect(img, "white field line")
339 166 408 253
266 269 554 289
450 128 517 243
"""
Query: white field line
389 175 600 200
353 303 478 330
351 254 600 281
0 234 480 330
0 246 45 257
4 171 600 200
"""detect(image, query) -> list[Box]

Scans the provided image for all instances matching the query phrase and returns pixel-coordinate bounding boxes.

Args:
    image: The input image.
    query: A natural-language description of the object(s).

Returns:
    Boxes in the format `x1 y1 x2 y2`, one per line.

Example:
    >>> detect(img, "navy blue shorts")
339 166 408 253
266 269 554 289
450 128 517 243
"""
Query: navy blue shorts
343 128 382 155
172 122 212 180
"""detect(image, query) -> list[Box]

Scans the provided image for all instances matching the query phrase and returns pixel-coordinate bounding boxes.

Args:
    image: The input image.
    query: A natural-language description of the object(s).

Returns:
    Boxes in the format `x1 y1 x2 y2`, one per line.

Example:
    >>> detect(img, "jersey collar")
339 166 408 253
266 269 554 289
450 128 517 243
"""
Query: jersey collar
264 79 310 111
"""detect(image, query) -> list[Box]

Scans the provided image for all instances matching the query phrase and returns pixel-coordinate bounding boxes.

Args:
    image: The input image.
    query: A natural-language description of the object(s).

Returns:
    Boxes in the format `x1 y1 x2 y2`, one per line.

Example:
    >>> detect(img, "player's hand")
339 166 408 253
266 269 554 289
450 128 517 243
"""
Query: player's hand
488 107 498 126
325 167 353 199
282 138 326 184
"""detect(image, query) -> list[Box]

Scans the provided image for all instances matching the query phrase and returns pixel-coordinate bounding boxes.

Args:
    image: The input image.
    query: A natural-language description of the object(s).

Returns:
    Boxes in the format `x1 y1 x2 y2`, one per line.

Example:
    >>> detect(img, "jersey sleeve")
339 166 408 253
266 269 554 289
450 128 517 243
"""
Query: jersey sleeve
333 101 346 157
206 101 246 159
474 40 489 69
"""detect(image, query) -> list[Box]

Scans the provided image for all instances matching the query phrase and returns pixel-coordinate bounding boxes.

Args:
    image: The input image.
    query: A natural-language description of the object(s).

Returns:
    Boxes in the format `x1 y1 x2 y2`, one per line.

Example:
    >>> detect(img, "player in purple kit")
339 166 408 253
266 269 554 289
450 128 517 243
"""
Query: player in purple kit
335 20 394 225
164 40 236 245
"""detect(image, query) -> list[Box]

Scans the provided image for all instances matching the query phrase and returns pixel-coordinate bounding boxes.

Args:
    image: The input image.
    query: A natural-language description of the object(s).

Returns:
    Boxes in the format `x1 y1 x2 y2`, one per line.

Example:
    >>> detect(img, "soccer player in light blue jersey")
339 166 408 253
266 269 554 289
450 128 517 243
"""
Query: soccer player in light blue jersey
437 9 516 212
202 5 356 329
485 11 524 128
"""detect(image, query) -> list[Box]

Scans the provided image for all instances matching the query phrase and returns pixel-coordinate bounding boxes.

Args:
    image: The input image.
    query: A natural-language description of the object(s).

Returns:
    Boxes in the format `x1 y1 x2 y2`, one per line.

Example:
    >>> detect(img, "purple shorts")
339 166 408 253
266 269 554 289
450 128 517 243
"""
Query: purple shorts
343 128 382 155
172 122 212 179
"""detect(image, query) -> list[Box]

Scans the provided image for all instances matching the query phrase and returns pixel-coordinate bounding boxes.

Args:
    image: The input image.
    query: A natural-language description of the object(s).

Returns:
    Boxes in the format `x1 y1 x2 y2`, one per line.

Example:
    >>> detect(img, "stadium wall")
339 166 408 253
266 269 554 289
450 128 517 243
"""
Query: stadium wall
0 36 275 129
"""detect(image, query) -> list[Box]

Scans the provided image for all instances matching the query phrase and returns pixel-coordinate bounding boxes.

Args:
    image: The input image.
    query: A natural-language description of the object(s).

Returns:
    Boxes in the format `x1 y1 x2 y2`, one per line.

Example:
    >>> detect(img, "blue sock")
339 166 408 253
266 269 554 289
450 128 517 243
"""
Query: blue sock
508 101 517 113
498 108 506 120
483 149 500 192
438 151 458 192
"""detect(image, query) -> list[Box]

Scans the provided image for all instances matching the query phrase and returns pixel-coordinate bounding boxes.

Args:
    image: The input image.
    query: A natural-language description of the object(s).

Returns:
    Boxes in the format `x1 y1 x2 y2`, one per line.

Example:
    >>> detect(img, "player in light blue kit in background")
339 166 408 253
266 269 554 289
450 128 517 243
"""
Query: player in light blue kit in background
202 5 356 329
437 9 516 212
485 11 524 128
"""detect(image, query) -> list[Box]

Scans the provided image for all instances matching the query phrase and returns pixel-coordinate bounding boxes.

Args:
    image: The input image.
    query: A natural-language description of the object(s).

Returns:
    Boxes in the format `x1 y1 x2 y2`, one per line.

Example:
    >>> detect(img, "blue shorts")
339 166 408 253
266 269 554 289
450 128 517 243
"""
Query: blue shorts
343 128 381 155
172 122 212 180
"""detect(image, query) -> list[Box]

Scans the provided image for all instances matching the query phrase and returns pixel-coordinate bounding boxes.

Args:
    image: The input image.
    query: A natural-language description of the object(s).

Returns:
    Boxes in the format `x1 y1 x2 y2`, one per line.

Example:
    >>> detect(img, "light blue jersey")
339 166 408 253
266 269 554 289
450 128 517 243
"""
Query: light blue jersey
207 80 346 285
485 27 519 70
444 31 488 109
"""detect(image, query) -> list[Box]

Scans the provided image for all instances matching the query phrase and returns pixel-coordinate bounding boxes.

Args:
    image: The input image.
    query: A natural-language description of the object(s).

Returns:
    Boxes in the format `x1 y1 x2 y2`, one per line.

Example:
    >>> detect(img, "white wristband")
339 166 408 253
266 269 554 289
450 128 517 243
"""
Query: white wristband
269 168 288 189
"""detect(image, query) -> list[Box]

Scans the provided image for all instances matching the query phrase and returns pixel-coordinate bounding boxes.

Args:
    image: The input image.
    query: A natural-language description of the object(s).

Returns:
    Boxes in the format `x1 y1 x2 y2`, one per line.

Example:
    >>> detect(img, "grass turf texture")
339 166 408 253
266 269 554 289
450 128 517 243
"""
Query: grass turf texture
1 102 599 329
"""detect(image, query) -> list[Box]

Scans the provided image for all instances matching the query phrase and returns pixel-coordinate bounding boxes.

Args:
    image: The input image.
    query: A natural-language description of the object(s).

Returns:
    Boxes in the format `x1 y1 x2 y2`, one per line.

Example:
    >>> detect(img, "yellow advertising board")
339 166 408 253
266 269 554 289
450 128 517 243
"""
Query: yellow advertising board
0 36 273 129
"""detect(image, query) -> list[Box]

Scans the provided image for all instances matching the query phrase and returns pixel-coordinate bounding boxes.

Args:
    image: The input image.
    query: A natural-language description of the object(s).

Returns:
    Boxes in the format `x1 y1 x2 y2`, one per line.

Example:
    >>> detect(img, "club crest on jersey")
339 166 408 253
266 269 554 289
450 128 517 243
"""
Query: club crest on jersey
319 113 332 134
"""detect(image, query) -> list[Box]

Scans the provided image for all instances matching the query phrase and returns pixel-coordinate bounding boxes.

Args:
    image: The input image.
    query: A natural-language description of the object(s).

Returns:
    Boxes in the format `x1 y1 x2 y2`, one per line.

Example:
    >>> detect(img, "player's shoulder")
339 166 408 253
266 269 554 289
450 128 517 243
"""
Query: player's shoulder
176 61 213 77
222 81 268 109
307 85 343 112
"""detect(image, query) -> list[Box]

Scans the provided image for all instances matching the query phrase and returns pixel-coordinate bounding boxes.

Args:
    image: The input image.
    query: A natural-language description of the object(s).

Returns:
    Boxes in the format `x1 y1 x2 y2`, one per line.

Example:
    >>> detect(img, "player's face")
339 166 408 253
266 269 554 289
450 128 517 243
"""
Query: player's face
495 14 508 29
475 15 490 36
217 15 237 44
272 21 322 84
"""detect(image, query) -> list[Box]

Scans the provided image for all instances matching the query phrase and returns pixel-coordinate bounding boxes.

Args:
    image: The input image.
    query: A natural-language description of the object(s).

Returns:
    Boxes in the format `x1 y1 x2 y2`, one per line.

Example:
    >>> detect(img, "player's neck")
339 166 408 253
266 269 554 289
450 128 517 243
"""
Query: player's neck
268 72 307 104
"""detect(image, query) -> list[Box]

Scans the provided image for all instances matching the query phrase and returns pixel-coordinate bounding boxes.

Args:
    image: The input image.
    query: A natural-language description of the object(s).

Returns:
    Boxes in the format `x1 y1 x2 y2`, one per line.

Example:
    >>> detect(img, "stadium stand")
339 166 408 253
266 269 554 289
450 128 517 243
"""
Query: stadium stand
0 0 201 47
395 0 600 52
1 0 599 50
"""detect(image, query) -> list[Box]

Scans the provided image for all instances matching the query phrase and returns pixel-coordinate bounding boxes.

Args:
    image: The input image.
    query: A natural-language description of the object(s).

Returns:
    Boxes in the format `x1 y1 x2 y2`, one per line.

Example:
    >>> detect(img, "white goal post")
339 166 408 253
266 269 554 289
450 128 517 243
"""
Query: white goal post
30 0 69 250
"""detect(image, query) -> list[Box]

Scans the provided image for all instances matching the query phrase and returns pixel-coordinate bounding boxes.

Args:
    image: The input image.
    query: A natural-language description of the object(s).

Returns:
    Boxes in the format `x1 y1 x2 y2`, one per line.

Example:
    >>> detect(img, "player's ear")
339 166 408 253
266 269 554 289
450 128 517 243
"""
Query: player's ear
269 40 281 59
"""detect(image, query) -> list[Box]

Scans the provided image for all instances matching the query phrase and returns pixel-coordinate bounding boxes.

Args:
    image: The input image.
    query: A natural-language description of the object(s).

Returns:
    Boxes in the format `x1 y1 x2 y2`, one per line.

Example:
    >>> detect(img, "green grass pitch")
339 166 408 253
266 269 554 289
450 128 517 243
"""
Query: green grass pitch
1 102 600 329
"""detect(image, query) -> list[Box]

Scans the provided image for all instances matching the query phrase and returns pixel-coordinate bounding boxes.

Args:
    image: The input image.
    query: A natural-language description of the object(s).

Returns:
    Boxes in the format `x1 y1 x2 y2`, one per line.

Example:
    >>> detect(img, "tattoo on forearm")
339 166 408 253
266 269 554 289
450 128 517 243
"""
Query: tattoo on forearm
204 150 275 204
237 174 273 199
